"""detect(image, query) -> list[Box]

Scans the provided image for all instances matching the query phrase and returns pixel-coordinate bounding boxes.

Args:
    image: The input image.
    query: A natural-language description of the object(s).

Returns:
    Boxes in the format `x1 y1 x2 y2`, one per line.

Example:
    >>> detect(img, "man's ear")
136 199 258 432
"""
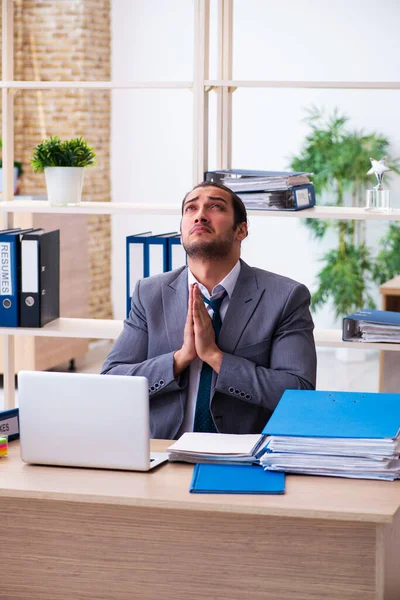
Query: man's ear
236 222 248 241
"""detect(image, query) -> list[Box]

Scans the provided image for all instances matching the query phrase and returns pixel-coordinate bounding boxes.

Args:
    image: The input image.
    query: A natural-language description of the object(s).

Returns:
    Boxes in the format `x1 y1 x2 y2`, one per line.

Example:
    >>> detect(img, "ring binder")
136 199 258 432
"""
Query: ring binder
126 232 187 317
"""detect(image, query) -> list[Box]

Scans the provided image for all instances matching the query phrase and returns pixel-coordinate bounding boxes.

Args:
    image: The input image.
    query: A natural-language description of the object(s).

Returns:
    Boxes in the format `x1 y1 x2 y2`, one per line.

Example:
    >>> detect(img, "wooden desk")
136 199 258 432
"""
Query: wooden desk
380 275 400 392
1 441 400 600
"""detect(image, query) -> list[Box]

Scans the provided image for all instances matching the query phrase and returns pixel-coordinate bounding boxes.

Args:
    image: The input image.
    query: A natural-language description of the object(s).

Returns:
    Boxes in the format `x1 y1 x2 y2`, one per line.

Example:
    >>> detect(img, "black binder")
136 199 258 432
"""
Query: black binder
20 229 60 327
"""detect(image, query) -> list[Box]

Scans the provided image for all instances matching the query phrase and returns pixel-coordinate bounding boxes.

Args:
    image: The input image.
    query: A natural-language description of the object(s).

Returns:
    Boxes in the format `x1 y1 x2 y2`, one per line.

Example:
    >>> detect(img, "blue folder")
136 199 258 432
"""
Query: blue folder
262 390 400 440
190 463 285 494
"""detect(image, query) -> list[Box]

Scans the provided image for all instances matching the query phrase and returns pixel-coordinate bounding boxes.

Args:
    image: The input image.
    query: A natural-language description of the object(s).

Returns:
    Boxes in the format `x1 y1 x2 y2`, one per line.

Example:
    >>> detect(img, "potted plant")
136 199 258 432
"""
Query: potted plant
290 107 400 321
30 135 96 206
0 138 23 194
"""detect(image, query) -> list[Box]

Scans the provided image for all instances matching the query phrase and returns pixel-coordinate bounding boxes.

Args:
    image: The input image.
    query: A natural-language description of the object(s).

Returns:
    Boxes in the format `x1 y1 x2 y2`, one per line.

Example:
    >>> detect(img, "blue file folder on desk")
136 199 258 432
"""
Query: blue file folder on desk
262 389 400 440
190 463 285 494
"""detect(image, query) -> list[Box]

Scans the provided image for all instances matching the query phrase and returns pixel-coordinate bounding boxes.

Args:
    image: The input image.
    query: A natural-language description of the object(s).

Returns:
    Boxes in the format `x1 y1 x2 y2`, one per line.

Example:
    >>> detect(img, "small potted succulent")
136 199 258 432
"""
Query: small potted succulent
0 138 23 194
30 135 96 206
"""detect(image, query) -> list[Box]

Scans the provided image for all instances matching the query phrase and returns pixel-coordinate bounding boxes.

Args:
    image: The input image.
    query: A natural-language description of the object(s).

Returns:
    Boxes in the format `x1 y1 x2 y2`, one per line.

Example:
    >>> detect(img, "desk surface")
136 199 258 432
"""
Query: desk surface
1 440 400 524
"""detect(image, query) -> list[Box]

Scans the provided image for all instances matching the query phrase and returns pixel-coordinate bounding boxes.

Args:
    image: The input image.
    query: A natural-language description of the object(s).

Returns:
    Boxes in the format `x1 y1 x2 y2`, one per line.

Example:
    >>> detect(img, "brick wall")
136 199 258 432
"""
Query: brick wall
12 0 112 319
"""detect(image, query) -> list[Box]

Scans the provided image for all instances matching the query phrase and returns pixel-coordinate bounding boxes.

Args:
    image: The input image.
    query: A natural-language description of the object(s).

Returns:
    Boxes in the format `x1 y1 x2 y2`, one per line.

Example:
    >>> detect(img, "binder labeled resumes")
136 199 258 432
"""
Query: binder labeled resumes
0 408 19 441
20 229 60 327
0 228 38 327
190 463 285 494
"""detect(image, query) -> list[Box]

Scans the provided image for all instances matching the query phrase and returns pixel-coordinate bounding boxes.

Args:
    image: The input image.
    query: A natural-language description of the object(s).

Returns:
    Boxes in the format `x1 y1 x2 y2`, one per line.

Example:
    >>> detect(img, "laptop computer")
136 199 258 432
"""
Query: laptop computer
18 371 168 471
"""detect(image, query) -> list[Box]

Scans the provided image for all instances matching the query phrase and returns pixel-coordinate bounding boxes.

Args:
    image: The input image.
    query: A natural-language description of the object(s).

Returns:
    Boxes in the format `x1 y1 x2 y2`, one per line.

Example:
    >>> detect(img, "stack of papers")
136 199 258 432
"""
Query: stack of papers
260 390 400 481
167 432 267 464
205 170 311 192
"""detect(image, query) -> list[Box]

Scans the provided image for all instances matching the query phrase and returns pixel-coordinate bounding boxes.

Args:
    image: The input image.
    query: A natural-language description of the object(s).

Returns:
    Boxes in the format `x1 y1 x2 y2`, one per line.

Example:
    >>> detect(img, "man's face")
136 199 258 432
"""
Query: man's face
180 186 247 260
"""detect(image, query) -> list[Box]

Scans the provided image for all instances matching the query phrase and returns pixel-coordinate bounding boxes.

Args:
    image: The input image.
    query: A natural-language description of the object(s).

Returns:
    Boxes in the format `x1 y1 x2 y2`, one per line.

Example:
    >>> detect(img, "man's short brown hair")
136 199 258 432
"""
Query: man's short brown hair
181 181 248 229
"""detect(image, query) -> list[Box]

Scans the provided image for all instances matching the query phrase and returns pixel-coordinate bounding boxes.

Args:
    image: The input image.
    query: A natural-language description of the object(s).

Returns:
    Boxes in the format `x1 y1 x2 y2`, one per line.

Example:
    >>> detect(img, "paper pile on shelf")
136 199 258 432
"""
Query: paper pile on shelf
205 169 312 191
343 309 400 343
205 169 315 211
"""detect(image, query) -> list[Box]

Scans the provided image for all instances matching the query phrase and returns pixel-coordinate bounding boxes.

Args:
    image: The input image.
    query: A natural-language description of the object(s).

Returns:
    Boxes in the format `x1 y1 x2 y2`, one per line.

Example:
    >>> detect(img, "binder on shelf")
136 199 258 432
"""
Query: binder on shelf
343 309 400 343
0 228 41 327
189 463 285 494
20 229 60 328
237 184 315 211
0 407 19 441
148 233 174 277
126 231 186 317
166 234 186 271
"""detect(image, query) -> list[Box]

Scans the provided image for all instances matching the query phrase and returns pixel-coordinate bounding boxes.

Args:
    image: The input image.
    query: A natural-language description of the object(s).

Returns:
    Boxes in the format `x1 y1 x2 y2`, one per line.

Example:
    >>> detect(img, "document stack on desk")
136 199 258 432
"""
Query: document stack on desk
167 432 267 464
343 309 400 343
260 390 400 481
205 169 315 211
190 463 285 494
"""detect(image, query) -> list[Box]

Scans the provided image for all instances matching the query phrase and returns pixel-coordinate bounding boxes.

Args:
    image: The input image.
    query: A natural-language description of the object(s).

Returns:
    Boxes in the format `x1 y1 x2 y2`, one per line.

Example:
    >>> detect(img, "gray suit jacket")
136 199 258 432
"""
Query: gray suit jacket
101 260 316 438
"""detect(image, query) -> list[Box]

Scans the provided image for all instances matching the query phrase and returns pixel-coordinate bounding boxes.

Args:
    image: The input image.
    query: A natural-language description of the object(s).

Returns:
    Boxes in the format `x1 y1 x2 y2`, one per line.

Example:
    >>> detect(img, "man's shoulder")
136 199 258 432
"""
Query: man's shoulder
246 263 307 292
137 266 187 292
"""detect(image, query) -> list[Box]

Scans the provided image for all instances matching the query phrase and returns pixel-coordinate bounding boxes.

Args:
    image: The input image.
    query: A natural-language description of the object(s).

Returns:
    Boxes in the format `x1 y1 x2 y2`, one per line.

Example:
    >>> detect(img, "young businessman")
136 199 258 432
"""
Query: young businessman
101 181 317 438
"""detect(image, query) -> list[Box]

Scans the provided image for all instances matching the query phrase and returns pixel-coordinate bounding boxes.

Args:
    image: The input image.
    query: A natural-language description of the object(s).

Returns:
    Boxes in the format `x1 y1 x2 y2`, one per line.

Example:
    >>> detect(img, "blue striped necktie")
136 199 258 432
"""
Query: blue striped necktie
193 290 227 433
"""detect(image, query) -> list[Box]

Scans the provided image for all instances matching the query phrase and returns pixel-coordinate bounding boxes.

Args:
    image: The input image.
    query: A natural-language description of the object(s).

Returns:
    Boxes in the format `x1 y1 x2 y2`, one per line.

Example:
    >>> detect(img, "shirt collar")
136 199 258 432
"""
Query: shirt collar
188 260 241 300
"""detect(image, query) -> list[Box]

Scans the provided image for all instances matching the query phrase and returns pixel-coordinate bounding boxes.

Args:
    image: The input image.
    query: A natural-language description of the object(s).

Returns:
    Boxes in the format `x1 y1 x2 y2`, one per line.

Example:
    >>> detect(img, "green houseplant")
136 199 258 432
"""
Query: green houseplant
290 107 400 320
31 136 96 206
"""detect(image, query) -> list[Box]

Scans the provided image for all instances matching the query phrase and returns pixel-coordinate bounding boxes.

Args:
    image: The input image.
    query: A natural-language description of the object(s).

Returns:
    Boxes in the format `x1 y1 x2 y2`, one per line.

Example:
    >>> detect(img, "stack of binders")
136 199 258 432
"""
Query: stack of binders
205 169 315 211
0 227 60 328
259 389 400 481
126 231 186 317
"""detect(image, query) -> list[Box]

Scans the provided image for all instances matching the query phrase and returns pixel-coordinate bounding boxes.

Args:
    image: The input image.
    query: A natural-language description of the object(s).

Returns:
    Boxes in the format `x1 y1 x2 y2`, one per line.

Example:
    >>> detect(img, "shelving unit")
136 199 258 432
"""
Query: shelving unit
1 200 400 221
1 0 399 409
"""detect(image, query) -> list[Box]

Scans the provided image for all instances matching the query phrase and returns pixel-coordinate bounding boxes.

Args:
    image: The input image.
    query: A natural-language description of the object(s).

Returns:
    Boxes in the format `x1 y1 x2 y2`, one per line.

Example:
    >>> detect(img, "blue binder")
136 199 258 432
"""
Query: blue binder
262 390 400 440
343 309 400 341
126 232 185 317
0 228 42 327
190 463 285 494
0 407 19 441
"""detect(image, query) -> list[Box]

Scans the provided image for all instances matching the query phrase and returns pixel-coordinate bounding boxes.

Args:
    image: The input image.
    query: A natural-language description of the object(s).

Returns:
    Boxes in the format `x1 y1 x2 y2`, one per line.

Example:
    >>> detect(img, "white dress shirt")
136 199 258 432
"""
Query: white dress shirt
177 260 241 435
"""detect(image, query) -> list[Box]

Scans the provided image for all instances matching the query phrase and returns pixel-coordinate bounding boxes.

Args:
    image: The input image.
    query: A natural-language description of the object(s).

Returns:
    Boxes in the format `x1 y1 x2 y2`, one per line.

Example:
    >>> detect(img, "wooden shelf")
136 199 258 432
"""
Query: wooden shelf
2 200 400 221
314 329 400 351
205 80 400 90
0 320 399 352
0 80 193 90
0 318 123 340
1 80 399 91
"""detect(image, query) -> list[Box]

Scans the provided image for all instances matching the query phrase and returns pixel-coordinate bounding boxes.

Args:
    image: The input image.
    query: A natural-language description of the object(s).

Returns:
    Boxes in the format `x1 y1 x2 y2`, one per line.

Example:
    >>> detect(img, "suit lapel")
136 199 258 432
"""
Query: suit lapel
162 267 189 351
219 261 264 353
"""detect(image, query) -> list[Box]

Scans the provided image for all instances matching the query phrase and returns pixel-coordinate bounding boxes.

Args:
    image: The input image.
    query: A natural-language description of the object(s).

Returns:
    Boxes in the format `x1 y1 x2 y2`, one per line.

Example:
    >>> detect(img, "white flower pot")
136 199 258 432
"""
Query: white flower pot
0 167 19 193
45 166 85 206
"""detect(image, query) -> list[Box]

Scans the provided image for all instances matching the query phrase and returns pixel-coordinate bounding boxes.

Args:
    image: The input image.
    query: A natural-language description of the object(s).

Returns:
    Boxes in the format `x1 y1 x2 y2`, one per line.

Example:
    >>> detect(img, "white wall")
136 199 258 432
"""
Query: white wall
111 0 400 327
